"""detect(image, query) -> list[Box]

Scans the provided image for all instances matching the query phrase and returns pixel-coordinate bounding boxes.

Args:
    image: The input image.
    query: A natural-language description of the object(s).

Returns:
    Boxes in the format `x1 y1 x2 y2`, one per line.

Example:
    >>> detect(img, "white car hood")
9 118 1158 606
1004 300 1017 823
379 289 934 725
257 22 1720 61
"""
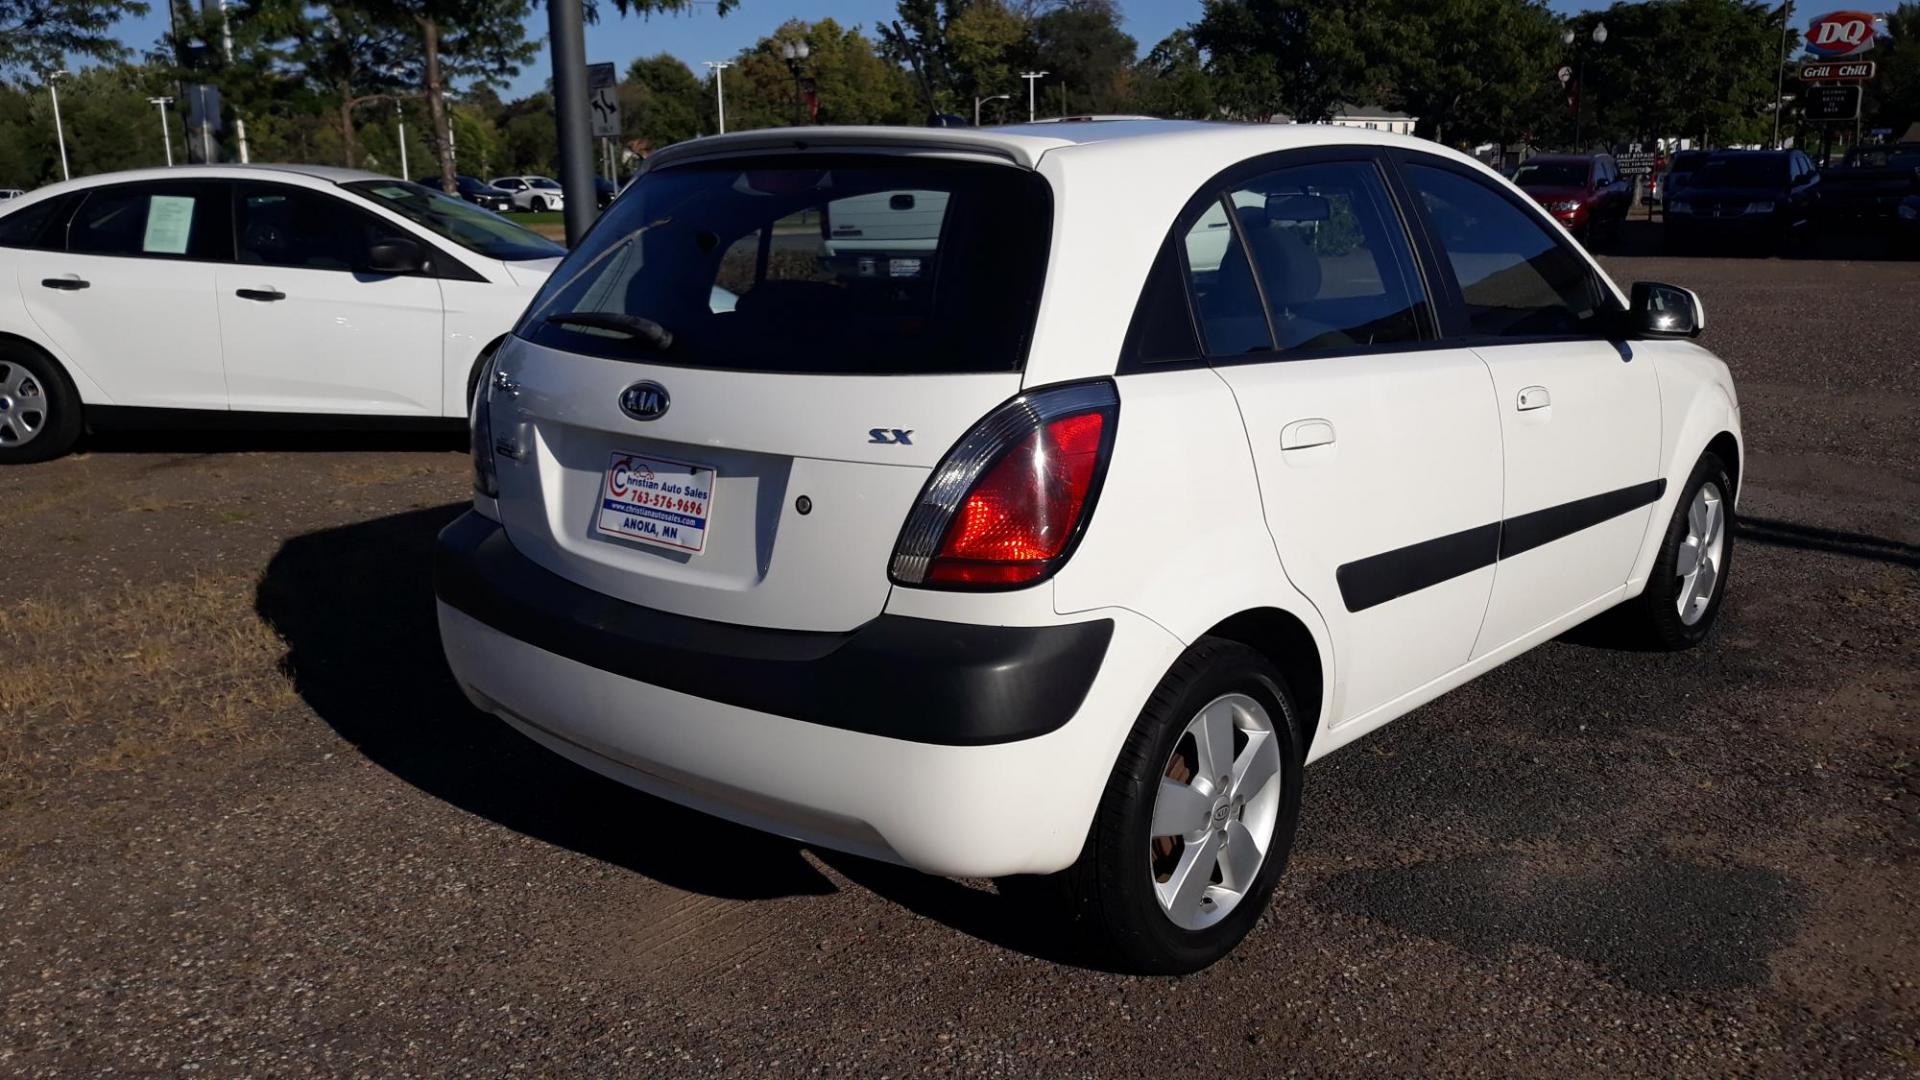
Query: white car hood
503 256 564 289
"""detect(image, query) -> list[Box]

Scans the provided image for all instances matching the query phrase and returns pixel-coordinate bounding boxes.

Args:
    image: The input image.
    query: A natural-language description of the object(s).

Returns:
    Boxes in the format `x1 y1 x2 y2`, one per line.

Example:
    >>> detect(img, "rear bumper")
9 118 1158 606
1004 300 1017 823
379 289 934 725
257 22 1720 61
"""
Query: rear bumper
434 512 1175 876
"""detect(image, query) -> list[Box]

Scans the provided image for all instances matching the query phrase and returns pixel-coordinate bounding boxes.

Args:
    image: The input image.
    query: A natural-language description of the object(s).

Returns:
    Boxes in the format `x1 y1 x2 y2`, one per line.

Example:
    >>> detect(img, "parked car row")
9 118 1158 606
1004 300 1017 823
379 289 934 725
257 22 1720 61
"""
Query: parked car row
1665 149 1821 253
0 165 565 461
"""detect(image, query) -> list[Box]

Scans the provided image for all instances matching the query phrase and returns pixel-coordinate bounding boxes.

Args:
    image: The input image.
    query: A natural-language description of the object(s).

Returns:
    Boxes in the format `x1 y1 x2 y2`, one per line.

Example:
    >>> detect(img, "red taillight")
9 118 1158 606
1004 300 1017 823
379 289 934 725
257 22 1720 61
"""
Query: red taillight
927 412 1106 585
889 381 1119 591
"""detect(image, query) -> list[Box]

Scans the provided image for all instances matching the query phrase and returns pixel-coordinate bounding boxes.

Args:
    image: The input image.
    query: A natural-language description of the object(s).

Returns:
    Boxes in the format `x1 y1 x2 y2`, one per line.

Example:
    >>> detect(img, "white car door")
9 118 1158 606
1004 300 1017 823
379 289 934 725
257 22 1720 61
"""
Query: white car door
1397 159 1662 656
15 179 229 410
1196 155 1505 726
216 181 444 415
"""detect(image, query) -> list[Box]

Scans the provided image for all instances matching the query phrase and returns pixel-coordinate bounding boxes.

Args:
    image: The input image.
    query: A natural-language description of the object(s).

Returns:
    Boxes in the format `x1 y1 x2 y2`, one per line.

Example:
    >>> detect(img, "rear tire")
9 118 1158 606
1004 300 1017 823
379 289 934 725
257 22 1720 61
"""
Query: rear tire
0 342 82 464
1620 451 1735 650
1064 637 1304 974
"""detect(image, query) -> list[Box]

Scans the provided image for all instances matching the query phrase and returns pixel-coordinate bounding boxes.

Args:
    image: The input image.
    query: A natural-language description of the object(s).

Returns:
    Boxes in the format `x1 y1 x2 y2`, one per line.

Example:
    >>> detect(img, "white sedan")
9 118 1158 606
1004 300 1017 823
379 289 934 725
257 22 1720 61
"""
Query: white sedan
0 164 566 462
487 175 566 212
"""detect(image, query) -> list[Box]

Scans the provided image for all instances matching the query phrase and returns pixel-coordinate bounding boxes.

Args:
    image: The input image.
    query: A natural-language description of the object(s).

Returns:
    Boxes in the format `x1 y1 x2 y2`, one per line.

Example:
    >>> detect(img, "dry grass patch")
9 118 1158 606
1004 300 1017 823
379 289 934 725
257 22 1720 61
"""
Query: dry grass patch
0 576 297 808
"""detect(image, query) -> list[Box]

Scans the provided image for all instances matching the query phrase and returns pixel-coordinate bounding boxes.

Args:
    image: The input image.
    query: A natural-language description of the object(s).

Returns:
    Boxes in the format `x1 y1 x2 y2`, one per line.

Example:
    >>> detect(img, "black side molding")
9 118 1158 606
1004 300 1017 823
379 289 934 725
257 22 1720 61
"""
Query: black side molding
433 512 1114 747
1336 479 1669 613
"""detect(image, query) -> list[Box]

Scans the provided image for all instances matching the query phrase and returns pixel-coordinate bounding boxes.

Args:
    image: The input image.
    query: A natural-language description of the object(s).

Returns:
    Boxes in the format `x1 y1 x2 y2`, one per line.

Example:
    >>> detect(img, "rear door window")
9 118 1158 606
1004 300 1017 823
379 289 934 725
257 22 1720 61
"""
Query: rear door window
517 156 1052 374
68 181 230 261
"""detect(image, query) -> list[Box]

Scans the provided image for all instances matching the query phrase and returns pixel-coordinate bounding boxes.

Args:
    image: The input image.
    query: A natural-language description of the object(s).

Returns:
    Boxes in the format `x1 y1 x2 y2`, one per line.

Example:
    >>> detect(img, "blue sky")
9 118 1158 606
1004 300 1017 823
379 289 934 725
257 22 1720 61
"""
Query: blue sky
107 0 1842 101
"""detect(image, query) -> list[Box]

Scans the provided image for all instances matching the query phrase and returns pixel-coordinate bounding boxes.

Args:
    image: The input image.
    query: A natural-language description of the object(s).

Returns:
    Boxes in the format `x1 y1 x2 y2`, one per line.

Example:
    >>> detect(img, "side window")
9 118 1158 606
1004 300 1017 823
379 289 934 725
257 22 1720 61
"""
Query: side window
0 195 77 250
1403 162 1611 339
1181 199 1272 355
1216 159 1427 351
236 183 414 272
68 182 228 260
1122 238 1202 366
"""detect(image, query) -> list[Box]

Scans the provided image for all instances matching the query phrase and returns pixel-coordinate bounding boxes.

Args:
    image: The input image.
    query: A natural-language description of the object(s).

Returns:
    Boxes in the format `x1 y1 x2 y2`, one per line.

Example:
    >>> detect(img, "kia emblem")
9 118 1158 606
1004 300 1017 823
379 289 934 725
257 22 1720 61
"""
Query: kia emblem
620 381 670 421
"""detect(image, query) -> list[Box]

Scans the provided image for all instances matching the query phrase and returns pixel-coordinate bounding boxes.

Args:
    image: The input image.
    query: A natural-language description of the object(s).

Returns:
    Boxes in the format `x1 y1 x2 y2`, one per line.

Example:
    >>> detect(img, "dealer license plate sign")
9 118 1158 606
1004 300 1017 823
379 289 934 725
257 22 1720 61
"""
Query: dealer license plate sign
596 451 714 553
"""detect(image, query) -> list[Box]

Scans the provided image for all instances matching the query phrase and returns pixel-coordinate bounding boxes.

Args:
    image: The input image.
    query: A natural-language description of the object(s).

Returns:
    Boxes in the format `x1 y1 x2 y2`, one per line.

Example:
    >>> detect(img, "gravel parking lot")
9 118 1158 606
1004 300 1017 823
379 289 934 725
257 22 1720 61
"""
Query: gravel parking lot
2 230 1915 1076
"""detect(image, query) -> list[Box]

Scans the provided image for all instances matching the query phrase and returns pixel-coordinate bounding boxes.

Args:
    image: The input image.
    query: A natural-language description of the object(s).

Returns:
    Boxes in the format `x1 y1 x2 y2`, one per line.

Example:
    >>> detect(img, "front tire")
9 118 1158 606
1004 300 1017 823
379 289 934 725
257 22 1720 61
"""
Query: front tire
1621 451 1735 649
0 343 82 464
1066 637 1304 974
531 196 548 213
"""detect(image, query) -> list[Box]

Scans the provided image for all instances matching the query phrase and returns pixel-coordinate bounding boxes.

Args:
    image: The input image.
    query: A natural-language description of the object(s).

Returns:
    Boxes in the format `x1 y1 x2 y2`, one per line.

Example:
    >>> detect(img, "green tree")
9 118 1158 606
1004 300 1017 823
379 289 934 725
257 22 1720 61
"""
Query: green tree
1866 3 1920 135
1017 0 1136 115
621 53 707 149
1191 0 1374 122
1129 30 1216 119
0 0 151 77
1375 0 1560 145
726 19 918 130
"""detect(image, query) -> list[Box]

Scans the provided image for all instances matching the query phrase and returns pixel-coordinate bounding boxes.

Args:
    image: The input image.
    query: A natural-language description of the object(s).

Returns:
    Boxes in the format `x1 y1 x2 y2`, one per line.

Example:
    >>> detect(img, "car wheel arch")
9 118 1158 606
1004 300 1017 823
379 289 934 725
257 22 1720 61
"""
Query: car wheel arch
1196 607 1326 758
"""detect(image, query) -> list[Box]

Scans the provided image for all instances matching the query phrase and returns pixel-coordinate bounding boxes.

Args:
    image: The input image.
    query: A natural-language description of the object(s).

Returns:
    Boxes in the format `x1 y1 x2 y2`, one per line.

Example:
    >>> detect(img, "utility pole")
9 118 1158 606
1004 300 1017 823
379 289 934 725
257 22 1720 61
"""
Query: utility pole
704 60 731 134
1020 71 1048 123
218 0 249 162
1772 0 1794 148
974 93 1010 127
150 96 176 166
397 101 409 180
47 70 70 181
547 0 597 244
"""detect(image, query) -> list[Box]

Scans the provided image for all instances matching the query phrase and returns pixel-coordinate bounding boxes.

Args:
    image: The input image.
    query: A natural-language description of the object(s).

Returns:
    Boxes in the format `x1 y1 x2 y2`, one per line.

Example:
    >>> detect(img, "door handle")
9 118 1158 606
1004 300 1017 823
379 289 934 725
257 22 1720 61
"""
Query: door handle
40 276 89 291
236 288 286 302
1516 386 1551 411
1280 417 1336 451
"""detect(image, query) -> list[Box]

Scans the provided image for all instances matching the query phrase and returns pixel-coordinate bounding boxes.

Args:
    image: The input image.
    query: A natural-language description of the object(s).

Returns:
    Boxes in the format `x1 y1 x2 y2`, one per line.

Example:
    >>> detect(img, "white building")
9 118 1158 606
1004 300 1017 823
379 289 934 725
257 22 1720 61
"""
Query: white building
1272 105 1420 137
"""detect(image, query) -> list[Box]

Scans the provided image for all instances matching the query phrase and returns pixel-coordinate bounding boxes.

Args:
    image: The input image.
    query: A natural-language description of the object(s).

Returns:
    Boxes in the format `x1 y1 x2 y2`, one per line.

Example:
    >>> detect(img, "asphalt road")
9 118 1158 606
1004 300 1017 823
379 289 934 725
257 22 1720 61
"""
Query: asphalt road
1 233 1915 1076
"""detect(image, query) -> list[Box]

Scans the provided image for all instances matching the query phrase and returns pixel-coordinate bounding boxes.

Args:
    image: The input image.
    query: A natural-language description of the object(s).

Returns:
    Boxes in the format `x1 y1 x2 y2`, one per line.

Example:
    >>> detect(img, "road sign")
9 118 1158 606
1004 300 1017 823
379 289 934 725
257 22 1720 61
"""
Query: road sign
587 61 620 139
1615 151 1657 177
1804 83 1862 121
1800 60 1876 80
1805 10 1878 58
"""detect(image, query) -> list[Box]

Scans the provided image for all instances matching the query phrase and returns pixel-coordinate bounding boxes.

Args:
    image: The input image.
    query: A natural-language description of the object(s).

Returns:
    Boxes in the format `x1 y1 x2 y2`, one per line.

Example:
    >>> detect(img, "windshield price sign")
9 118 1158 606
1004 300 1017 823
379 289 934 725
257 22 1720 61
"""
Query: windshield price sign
1800 60 1876 80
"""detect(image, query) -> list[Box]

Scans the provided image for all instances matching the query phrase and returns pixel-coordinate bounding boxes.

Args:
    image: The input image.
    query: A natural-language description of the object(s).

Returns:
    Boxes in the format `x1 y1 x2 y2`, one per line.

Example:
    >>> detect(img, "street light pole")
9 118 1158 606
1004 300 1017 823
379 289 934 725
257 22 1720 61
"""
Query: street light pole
974 93 1010 127
703 60 731 134
1562 22 1607 150
47 70 70 181
546 0 598 245
781 41 812 126
1020 71 1048 123
149 96 175 166
397 101 409 180
1772 0 1793 148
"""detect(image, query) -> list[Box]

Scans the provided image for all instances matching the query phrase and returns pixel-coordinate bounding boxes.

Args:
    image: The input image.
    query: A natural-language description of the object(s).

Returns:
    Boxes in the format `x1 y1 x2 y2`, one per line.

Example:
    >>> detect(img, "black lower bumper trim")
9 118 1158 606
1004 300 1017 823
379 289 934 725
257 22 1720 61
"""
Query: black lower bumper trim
433 512 1114 746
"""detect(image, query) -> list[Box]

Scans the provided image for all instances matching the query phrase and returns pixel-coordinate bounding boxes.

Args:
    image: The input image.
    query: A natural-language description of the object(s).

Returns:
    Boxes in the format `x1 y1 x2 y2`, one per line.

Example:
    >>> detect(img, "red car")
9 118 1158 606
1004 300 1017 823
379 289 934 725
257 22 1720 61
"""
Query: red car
1511 153 1632 243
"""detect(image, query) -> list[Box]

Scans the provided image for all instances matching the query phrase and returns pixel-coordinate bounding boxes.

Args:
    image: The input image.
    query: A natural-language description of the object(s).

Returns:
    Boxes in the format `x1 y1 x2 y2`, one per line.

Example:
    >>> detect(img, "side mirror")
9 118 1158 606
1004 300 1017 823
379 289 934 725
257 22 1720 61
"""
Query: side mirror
1629 280 1705 339
366 237 426 275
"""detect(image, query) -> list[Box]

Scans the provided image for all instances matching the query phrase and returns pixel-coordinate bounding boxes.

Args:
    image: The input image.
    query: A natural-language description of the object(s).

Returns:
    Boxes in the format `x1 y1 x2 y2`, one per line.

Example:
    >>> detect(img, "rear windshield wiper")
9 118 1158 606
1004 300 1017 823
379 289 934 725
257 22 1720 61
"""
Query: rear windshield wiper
543 311 673 350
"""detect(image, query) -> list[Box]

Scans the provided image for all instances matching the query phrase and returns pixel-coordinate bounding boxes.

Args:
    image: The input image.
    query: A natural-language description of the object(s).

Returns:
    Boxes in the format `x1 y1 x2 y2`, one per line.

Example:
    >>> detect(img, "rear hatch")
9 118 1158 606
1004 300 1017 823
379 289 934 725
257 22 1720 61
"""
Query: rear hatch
488 152 1053 633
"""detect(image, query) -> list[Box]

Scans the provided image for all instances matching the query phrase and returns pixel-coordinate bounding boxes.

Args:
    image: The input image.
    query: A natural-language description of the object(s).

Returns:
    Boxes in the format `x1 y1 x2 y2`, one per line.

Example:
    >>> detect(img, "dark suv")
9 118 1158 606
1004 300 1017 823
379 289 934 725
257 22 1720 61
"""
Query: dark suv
1511 153 1632 242
1665 149 1819 252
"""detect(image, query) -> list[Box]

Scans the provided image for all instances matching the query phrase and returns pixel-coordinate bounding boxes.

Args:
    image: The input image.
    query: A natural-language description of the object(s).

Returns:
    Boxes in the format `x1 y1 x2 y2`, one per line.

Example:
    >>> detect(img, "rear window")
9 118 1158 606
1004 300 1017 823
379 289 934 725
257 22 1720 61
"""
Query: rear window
516 155 1053 374
1696 155 1788 187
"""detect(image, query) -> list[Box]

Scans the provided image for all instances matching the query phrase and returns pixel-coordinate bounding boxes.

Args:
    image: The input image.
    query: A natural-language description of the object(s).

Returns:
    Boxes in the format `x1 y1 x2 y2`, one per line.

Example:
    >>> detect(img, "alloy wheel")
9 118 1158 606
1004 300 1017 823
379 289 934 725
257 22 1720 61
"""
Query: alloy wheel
1148 692 1284 931
1677 481 1726 626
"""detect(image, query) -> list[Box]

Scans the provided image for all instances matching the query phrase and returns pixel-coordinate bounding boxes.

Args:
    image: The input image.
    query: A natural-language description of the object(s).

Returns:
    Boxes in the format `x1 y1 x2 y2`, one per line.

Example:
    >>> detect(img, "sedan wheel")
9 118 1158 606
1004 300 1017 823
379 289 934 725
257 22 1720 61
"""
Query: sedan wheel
0 360 48 449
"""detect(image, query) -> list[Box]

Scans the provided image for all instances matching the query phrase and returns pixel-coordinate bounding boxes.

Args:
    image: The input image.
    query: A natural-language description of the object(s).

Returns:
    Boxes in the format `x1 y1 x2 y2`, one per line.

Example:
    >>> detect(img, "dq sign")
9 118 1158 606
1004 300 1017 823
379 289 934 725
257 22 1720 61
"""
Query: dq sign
1806 10 1879 57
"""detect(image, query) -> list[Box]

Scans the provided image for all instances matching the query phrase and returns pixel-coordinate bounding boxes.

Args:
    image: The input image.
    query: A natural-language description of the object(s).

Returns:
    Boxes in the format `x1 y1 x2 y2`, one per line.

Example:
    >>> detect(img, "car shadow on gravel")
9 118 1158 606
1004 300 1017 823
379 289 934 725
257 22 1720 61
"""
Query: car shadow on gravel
256 503 837 903
1309 851 1803 994
258 503 1150 970
85 426 467 456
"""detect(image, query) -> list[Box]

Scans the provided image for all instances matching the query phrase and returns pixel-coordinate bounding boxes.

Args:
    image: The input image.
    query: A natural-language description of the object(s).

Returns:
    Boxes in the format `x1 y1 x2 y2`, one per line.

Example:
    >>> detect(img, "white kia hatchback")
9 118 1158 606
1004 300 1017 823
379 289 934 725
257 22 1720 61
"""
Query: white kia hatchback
0 165 565 462
438 122 1741 972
